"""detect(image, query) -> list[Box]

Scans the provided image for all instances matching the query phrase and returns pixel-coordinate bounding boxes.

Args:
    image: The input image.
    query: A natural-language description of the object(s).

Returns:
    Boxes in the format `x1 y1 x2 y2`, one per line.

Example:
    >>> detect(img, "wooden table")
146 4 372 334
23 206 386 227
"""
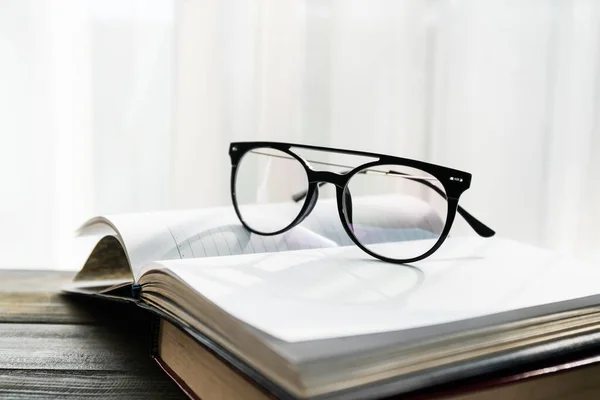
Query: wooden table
0 269 185 399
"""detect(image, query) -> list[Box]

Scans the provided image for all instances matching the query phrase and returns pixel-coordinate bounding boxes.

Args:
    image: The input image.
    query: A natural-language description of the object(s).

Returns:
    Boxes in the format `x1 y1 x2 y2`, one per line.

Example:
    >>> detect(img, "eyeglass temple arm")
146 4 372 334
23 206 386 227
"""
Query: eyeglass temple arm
291 170 495 238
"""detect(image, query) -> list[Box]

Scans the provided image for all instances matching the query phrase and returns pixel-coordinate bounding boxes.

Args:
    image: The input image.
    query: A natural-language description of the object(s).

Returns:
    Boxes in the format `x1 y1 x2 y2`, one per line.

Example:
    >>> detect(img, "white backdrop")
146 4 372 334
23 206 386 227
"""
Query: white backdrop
1 0 599 269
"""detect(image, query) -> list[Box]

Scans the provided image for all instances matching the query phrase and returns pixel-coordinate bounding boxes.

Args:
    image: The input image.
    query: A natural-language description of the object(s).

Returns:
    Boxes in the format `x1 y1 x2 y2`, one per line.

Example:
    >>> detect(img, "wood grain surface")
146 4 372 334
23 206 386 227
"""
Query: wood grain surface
0 270 93 324
0 269 185 399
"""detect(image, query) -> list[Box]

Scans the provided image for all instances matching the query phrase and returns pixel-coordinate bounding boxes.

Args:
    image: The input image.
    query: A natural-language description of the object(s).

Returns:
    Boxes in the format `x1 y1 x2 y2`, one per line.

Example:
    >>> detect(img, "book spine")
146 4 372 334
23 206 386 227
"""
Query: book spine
131 283 142 299
153 354 202 400
149 314 161 357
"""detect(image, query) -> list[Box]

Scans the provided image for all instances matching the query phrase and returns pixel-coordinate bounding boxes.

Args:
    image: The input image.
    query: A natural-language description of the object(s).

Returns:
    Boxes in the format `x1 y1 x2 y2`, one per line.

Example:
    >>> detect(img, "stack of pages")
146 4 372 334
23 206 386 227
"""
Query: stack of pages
64 196 600 399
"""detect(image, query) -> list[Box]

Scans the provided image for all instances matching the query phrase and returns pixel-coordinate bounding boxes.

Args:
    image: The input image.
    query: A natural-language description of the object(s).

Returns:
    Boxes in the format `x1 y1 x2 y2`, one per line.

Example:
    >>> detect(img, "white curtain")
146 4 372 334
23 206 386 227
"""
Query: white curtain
1 0 599 269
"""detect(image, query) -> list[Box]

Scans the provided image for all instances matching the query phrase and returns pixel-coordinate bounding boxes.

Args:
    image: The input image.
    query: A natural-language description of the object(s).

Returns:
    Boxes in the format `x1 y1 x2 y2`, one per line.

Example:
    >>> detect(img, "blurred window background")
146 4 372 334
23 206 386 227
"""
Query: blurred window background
1 0 599 269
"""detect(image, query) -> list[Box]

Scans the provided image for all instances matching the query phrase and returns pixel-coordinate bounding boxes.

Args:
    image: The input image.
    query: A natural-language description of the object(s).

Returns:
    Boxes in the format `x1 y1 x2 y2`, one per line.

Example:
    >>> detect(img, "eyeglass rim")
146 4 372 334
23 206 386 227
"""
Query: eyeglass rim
333 160 457 264
230 146 318 237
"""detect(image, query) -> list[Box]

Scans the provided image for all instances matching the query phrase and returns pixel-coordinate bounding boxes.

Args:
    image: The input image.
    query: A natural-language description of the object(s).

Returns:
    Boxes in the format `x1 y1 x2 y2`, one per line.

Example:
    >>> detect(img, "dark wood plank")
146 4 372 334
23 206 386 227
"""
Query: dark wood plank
0 270 94 324
0 323 154 371
0 292 93 324
0 269 186 398
0 370 185 399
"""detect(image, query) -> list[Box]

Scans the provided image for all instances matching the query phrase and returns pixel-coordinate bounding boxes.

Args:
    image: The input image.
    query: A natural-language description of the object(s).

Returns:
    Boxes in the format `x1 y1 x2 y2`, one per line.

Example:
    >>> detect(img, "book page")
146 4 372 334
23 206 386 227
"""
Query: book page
76 194 437 281
145 237 600 342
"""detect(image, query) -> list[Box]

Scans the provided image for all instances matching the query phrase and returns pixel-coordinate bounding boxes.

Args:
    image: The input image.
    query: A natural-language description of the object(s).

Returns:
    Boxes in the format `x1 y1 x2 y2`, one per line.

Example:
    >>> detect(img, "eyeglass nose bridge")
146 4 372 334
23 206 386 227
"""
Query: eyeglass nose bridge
308 170 347 188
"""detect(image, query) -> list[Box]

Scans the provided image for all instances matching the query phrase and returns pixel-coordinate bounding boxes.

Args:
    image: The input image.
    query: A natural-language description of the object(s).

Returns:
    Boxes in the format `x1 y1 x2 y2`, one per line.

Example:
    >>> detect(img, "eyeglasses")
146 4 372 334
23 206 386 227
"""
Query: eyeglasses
229 141 495 264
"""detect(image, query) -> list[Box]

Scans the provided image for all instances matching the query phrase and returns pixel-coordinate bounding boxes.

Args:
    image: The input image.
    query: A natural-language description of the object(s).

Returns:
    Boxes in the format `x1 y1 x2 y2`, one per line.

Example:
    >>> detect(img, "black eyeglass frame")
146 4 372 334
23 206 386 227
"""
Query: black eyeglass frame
229 141 495 264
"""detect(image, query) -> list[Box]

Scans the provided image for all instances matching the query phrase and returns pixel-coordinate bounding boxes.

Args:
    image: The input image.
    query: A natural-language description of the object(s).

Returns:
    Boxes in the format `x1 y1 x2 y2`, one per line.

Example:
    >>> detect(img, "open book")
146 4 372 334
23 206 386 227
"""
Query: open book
65 195 600 399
